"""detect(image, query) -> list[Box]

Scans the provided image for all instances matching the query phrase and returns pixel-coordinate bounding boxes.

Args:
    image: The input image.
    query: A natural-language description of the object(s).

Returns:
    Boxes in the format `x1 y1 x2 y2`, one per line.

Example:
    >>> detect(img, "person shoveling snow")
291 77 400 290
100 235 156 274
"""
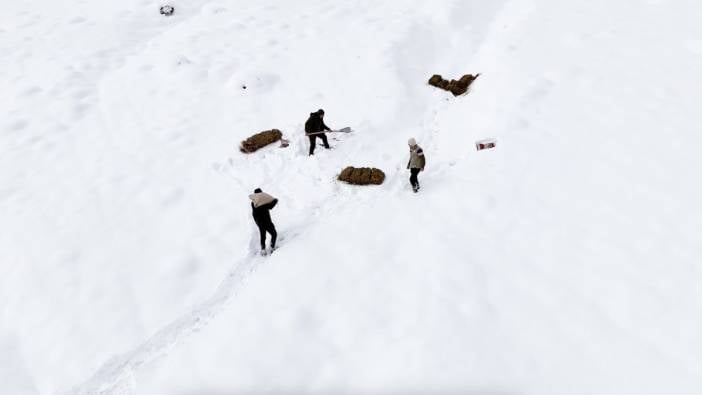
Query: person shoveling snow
305 109 332 156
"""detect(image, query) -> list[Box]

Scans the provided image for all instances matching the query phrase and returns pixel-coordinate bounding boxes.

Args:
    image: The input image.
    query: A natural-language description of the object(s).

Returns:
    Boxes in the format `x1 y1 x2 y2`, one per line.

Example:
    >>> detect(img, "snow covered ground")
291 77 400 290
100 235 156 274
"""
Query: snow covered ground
1 0 701 394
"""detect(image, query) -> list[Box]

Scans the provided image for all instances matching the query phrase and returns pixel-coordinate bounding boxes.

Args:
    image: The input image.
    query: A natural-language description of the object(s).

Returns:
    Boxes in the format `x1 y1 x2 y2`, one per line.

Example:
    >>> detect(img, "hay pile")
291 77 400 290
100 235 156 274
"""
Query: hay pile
240 129 283 153
338 166 385 185
428 73 479 96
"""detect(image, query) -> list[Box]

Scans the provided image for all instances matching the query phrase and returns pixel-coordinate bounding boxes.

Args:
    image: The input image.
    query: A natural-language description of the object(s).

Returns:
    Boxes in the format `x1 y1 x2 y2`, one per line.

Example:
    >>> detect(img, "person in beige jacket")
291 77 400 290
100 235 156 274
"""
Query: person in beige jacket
407 138 426 193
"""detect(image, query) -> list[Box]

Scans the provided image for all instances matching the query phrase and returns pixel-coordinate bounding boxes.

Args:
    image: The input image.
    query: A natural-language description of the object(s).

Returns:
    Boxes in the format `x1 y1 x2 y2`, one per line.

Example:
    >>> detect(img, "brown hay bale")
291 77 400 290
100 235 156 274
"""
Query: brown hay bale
338 166 385 185
240 129 282 153
429 74 451 90
427 73 479 96
339 166 354 180
428 74 444 87
447 79 467 96
459 74 478 85
449 73 480 96
369 168 385 184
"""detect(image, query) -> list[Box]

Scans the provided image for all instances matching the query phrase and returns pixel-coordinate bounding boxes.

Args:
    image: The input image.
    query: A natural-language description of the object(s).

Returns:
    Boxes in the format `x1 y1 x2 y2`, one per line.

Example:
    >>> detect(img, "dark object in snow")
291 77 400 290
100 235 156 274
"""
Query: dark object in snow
240 129 283 153
476 138 497 151
338 167 385 185
160 5 175 16
280 138 289 148
428 73 480 96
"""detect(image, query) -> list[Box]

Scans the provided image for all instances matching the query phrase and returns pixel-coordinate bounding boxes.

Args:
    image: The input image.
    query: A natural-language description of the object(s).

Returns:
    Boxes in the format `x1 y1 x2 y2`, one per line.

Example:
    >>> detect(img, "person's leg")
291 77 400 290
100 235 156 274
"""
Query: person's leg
409 168 419 189
320 133 330 149
308 135 316 155
258 225 267 250
268 224 277 249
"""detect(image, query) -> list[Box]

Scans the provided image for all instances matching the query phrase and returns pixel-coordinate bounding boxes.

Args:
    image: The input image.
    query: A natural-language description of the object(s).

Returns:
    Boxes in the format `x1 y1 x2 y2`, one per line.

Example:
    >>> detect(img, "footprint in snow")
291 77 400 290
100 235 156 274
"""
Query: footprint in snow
7 120 28 132
68 17 86 24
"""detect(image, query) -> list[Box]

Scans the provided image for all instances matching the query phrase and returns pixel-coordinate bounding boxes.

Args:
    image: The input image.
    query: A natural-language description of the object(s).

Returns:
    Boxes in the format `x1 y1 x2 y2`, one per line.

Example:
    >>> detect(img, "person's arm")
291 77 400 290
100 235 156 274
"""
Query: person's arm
417 149 425 171
260 198 278 210
321 120 331 131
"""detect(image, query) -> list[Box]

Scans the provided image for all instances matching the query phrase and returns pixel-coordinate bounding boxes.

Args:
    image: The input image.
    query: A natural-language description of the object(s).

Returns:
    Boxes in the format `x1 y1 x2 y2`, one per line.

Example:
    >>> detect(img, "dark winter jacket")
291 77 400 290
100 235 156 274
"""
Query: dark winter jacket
407 145 426 170
305 112 331 135
251 199 278 227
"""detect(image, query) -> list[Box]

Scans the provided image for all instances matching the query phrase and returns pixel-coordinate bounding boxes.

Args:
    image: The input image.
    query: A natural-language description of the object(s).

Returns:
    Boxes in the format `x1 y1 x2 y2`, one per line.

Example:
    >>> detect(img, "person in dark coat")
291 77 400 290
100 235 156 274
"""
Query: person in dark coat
249 188 278 254
305 109 331 156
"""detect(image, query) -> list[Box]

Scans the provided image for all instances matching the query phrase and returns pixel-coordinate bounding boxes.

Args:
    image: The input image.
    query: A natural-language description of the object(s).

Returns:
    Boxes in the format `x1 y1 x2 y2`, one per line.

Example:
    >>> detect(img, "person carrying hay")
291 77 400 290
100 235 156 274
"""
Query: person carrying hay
406 138 426 193
249 188 278 255
304 109 332 156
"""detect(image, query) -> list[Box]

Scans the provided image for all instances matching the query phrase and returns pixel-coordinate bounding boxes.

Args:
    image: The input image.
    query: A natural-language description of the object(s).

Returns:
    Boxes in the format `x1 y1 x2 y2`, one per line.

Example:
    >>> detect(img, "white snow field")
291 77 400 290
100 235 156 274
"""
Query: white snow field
1 0 701 393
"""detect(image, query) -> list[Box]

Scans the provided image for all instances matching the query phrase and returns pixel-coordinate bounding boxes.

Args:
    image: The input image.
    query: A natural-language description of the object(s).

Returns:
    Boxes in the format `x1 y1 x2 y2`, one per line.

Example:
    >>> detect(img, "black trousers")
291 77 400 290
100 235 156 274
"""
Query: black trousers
257 222 277 250
409 168 421 189
308 134 330 156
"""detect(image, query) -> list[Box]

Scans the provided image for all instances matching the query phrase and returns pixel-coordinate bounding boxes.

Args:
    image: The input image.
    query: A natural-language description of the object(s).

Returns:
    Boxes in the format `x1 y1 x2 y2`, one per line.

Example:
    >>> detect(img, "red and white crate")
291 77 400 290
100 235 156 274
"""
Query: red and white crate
475 138 497 151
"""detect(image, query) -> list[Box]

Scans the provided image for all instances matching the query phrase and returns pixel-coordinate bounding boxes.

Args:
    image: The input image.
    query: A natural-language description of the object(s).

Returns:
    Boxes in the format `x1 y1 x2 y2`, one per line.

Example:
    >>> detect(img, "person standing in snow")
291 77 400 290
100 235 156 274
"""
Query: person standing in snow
305 109 332 156
407 138 426 193
249 188 278 254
